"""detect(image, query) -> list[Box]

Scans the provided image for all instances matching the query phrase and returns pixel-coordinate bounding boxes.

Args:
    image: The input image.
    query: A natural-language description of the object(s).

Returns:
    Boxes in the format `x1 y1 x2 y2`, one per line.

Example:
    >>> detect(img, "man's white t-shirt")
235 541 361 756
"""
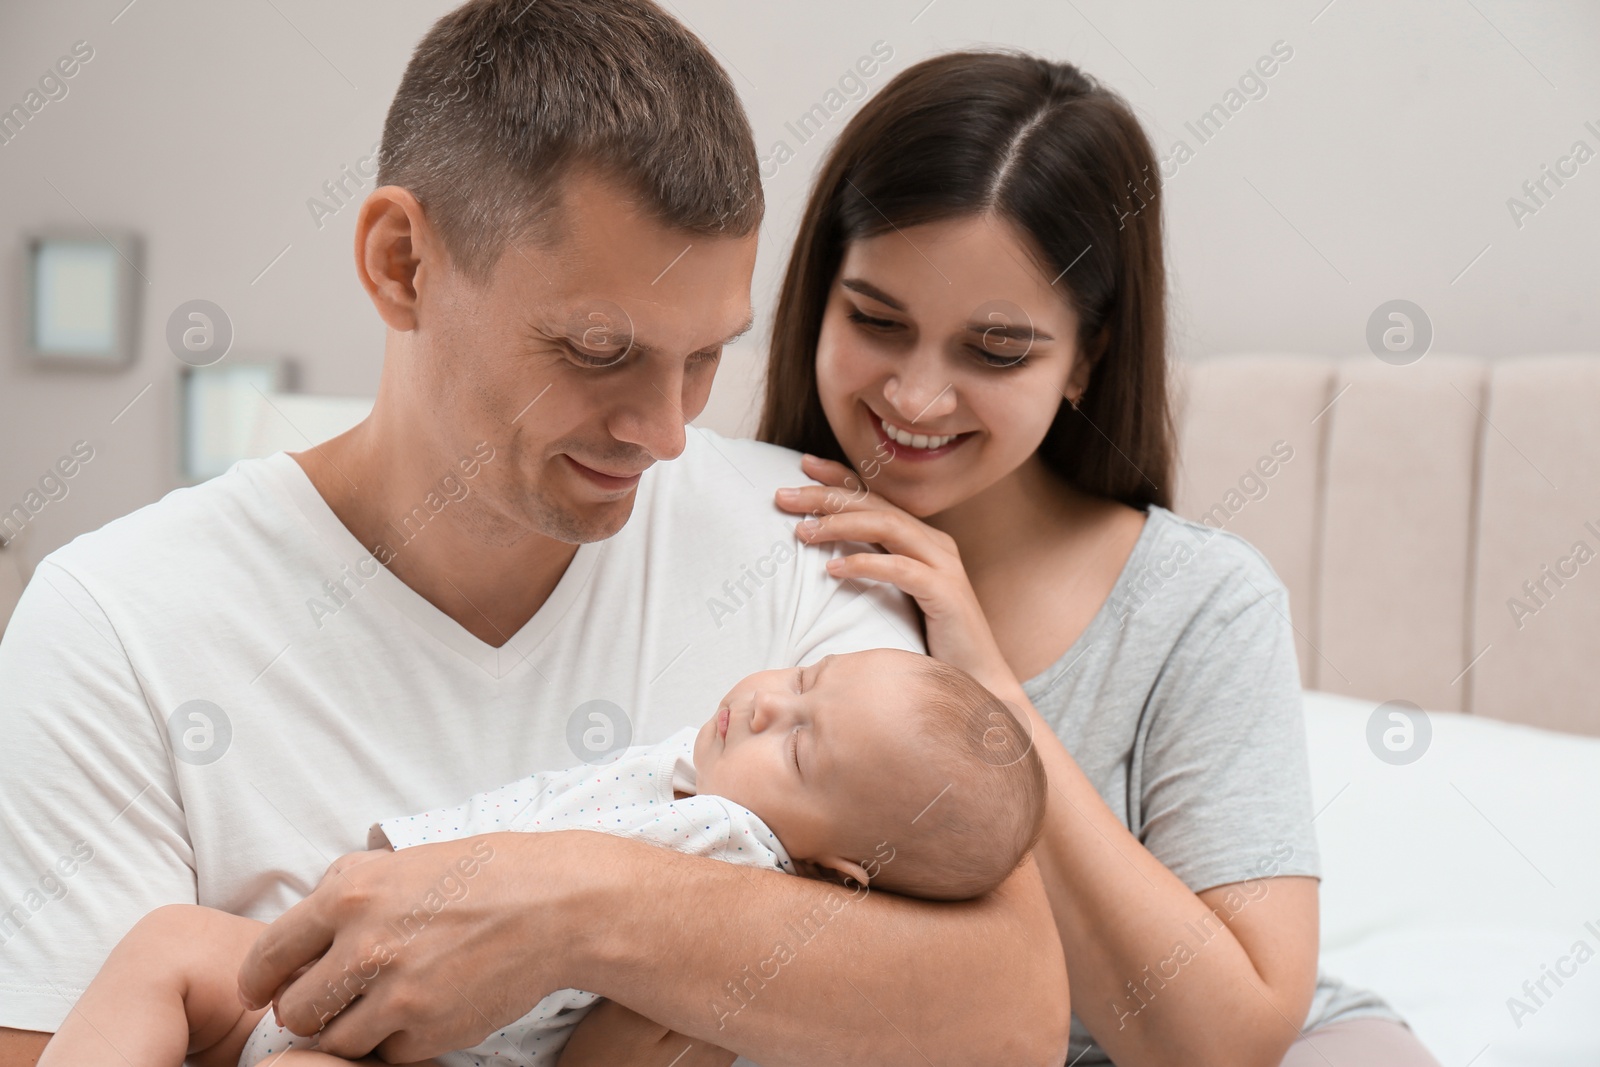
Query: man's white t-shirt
0 427 922 1031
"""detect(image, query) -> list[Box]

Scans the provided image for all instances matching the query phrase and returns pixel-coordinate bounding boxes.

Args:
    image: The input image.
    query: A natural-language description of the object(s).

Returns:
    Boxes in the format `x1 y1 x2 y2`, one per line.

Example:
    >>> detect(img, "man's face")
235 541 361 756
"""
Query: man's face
405 167 758 545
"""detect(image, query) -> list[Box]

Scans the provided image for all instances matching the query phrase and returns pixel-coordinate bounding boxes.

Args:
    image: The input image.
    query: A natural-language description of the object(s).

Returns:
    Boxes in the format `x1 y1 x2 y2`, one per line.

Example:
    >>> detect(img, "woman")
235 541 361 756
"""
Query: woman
761 51 1439 1066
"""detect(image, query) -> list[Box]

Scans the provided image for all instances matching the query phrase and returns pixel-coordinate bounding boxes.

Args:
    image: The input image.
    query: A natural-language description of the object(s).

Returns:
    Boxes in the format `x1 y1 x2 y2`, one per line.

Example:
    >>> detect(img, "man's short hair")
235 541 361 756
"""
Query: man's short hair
377 0 763 283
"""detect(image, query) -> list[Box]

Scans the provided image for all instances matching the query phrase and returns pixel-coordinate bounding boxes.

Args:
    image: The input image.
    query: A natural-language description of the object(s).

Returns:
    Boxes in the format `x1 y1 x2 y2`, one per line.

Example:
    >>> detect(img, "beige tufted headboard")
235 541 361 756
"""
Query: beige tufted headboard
1171 353 1600 737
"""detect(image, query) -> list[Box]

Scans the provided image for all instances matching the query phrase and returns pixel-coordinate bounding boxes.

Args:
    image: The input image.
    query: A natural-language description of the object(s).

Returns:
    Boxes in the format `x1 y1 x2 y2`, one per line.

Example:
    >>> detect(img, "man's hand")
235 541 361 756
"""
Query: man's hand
237 832 588 1064
557 1000 737 1067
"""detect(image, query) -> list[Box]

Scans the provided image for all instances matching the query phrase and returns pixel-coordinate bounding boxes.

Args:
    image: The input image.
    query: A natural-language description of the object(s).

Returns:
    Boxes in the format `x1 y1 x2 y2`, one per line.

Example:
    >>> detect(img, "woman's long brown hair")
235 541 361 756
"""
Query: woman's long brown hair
757 50 1173 511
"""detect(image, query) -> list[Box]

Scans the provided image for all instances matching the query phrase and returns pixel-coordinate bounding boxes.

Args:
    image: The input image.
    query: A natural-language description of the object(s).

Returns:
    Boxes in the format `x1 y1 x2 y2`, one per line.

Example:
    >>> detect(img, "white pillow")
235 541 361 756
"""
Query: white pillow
1303 690 1600 1067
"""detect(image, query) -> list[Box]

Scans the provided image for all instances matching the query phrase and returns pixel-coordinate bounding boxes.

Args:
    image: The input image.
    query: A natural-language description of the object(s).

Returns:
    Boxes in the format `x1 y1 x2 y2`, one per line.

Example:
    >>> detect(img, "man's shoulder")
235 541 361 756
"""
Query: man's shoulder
45 454 295 587
635 428 811 529
666 428 811 496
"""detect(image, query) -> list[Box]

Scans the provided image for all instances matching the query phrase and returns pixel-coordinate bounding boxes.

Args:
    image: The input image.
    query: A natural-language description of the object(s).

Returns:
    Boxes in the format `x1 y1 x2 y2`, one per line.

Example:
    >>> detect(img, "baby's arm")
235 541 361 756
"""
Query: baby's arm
39 900 445 1067
39 903 270 1067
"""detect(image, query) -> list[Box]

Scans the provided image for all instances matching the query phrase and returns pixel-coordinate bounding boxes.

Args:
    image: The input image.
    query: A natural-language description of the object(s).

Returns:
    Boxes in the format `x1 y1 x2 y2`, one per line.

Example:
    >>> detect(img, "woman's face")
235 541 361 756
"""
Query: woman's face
814 213 1091 518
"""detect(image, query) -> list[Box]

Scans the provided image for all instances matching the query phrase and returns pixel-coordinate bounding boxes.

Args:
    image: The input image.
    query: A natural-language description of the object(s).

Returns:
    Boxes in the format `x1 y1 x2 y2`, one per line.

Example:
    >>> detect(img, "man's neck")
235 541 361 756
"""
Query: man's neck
291 423 578 648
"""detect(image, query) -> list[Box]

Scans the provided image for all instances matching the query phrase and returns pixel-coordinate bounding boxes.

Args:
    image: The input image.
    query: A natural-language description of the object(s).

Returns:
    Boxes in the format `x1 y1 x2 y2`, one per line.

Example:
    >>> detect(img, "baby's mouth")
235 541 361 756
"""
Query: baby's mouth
716 705 730 740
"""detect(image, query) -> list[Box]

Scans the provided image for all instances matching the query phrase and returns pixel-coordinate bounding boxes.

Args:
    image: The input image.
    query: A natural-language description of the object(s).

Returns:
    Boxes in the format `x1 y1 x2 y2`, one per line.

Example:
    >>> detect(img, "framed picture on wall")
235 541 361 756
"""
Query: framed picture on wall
23 229 143 370
179 358 298 483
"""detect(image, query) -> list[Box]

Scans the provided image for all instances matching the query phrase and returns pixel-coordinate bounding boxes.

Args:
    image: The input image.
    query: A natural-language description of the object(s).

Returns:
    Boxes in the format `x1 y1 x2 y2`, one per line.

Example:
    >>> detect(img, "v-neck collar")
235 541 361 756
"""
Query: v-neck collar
263 451 604 680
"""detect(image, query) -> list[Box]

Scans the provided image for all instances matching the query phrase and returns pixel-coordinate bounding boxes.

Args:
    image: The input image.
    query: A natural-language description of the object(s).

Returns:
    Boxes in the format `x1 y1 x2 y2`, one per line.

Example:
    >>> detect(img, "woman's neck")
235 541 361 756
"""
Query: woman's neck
924 457 1085 579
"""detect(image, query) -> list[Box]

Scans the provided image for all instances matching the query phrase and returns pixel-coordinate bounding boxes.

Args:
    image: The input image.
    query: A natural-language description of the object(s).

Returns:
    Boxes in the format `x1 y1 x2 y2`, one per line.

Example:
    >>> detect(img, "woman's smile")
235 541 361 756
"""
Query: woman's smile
866 402 977 461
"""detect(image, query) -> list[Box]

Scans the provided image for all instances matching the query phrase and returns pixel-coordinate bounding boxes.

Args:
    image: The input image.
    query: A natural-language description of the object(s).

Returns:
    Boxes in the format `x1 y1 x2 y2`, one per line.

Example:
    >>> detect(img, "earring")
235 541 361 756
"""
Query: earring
1068 393 1083 411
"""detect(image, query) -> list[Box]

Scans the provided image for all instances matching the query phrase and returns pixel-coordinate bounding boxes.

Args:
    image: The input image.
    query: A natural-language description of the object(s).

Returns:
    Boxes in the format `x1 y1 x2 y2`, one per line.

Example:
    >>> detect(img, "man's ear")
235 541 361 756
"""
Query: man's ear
354 185 435 333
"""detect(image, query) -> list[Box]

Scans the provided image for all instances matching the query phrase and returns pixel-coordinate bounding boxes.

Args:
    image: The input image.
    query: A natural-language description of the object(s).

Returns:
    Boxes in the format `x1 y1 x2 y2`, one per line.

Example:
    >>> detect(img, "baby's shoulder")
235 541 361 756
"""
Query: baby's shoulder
633 793 794 872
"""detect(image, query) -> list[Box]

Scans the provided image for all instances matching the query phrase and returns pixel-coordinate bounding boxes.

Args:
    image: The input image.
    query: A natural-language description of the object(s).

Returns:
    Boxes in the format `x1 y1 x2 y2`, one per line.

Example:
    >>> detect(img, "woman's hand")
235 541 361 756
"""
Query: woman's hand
774 453 1018 698
556 999 737 1067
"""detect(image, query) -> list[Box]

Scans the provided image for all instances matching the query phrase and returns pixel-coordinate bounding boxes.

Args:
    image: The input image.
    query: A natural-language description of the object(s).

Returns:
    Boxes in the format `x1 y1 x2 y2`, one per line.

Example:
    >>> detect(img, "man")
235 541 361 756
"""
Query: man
0 1 1070 1064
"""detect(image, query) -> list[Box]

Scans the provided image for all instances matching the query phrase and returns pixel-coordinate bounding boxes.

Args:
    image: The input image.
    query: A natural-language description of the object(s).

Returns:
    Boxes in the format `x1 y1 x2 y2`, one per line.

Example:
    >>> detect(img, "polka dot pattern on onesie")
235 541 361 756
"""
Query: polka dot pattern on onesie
237 728 793 1067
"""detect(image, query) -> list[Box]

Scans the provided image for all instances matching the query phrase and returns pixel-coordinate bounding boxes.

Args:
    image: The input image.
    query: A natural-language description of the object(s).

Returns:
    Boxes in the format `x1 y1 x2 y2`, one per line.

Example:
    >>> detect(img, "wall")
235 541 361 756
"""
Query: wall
1 0 1596 571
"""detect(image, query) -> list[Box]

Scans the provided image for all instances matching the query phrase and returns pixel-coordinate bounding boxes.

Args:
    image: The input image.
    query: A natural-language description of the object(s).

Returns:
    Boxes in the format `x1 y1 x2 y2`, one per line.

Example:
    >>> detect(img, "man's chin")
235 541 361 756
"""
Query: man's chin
542 491 638 544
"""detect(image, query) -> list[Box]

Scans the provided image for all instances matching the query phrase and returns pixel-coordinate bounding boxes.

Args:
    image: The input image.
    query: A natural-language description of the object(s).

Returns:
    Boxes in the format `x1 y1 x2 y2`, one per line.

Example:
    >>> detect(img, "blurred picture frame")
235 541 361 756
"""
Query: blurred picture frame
179 358 298 483
24 229 143 370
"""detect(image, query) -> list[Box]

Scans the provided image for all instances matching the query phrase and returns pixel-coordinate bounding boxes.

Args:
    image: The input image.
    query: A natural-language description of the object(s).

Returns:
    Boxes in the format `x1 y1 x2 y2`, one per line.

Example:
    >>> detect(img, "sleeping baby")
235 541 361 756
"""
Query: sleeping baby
39 647 1046 1067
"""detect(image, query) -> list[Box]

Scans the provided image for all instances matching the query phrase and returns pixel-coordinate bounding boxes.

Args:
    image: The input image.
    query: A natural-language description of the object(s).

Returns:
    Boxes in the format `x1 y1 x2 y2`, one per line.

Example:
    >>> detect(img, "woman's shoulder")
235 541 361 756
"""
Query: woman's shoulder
1116 504 1293 625
1023 504 1295 698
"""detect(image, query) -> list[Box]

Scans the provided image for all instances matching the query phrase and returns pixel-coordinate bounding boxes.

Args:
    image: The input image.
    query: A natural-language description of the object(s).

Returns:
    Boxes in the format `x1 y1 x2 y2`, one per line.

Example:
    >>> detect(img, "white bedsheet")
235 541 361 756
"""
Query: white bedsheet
1305 689 1600 1066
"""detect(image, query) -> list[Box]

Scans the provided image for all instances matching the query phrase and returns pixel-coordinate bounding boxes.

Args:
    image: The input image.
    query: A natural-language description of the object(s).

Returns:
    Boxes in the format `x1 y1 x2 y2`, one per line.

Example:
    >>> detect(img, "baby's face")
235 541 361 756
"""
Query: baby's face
693 647 933 883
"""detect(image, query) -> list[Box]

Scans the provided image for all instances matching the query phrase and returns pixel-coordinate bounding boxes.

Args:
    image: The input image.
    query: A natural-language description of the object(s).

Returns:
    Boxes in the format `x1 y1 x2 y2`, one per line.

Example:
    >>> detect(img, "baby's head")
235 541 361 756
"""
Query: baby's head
692 648 1046 901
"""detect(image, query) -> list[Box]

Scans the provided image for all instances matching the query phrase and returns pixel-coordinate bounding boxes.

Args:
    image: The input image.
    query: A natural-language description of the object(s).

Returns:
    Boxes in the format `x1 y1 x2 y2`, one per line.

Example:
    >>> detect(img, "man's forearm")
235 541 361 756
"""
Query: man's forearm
557 836 1072 1067
556 1000 736 1067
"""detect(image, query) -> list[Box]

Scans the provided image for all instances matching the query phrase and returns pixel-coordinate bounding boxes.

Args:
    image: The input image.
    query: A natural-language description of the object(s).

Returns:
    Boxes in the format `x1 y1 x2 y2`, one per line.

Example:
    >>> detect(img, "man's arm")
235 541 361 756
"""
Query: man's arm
556 1000 735 1067
239 831 1072 1067
0 1029 49 1066
0 565 197 1045
570 839 1072 1066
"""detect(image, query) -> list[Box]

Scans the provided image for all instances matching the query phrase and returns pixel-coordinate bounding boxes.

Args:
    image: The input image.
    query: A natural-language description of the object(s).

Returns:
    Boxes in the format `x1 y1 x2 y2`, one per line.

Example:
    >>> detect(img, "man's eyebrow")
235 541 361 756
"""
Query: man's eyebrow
565 313 754 358
720 314 755 347
840 278 906 312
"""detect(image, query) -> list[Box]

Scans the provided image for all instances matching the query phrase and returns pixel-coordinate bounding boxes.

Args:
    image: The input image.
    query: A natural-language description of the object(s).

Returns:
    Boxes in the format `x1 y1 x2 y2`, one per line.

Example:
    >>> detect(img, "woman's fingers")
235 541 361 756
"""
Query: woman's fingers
796 508 946 564
775 453 891 506
826 551 940 602
798 452 861 485
774 481 885 519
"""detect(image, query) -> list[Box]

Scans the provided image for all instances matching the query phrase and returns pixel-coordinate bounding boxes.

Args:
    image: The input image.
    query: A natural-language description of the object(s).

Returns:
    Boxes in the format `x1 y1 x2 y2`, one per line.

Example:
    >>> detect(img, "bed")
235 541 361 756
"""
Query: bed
1174 352 1600 1065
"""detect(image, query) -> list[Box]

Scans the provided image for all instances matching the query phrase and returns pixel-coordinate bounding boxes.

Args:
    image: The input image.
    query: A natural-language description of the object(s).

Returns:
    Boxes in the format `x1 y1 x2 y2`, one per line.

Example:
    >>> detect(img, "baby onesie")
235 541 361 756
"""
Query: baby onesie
238 726 791 1066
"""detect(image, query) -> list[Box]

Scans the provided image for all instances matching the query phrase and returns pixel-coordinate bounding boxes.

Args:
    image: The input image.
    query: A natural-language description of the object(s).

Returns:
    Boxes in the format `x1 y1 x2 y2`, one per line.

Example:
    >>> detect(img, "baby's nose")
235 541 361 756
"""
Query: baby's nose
750 691 788 732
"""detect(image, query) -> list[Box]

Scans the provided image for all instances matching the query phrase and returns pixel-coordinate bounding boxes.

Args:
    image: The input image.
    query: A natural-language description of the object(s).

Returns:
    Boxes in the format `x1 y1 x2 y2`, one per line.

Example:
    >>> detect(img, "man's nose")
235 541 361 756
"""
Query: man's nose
609 361 690 462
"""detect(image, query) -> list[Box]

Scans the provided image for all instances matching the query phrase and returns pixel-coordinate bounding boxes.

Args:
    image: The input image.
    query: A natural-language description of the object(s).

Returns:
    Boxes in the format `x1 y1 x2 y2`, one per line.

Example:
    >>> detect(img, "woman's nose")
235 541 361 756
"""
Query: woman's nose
882 359 956 424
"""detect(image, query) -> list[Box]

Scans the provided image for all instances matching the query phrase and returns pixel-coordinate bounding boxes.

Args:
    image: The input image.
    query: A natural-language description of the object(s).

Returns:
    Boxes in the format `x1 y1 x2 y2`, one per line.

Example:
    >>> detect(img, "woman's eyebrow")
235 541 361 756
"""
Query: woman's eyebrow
840 278 906 311
968 319 1054 342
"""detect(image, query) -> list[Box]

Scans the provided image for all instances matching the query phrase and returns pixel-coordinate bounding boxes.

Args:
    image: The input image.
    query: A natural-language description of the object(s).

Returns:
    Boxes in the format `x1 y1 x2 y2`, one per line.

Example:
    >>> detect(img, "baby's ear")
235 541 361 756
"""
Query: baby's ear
817 853 872 891
791 857 869 890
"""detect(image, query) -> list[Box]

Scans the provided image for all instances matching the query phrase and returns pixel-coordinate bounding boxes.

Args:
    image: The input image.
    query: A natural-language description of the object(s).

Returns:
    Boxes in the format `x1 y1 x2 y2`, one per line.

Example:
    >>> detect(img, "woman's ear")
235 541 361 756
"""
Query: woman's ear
1066 324 1110 401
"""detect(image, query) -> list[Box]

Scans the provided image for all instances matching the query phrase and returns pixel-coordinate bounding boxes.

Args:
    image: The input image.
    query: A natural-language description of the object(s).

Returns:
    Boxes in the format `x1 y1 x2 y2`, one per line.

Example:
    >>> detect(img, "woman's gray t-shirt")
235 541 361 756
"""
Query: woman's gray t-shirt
1021 505 1398 1064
